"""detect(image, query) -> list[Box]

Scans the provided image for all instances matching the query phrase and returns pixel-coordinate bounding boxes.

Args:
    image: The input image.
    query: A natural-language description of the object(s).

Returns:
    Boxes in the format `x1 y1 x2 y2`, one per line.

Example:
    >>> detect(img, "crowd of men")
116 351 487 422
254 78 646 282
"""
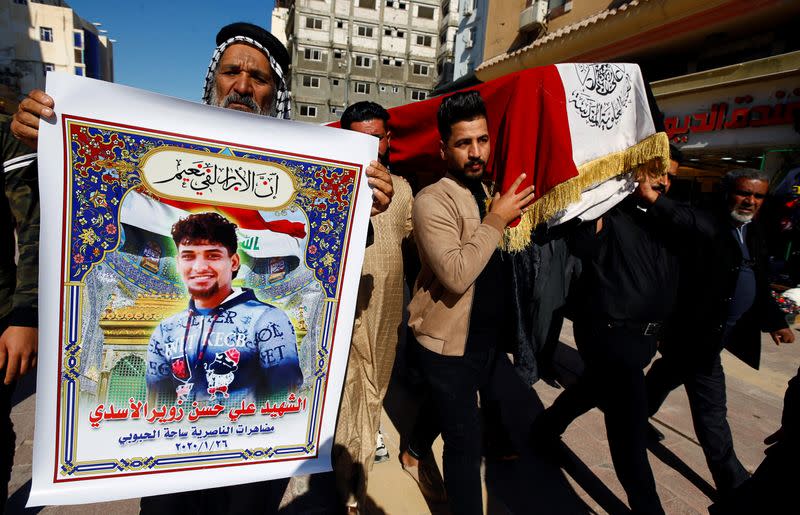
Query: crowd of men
2 21 797 515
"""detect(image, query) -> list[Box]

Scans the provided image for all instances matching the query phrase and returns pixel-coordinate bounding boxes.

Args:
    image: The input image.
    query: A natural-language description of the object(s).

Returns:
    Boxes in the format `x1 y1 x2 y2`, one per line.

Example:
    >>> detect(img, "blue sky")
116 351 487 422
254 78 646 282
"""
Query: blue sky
68 0 277 102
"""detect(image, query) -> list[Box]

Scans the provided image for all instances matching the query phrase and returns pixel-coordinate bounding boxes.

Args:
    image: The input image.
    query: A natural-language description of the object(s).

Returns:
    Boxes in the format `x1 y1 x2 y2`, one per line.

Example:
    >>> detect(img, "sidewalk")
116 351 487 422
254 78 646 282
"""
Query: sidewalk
7 319 799 514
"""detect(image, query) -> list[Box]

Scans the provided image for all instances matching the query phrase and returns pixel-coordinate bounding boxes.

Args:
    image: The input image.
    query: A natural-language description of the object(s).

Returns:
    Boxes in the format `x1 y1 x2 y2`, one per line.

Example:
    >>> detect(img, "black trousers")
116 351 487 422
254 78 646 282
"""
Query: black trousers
407 341 536 515
539 318 664 515
646 350 749 494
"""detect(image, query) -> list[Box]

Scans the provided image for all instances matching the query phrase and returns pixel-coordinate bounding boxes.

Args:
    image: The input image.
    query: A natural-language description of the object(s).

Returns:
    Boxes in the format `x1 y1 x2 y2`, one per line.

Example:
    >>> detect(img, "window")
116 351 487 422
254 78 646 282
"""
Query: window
392 86 400 93
336 20 345 29
355 55 372 68
386 0 405 7
418 6 435 19
412 90 427 101
305 17 323 30
40 27 54 42
357 0 376 7
355 82 371 94
357 25 374 37
382 57 391 65
415 35 432 47
442 1 450 15
384 28 392 36
73 31 83 48
399 2 407 9
302 76 320 88
304 48 322 61
43 63 55 73
74 48 84 64
380 85 387 92
13 0 28 5
332 79 340 86
300 105 317 117
75 66 84 76
397 30 405 38
412 63 429 76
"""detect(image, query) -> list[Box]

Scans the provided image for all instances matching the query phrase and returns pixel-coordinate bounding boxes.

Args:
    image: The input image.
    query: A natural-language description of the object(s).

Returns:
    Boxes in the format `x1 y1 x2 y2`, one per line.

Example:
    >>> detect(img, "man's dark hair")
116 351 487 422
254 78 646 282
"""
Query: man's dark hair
340 101 389 130
437 91 487 143
721 168 769 192
669 144 683 165
171 212 239 257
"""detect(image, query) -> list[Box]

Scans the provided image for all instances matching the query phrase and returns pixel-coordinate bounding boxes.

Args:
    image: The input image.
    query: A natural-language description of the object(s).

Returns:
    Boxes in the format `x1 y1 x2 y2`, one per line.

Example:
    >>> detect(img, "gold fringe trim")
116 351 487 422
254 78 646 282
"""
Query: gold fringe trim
501 132 670 252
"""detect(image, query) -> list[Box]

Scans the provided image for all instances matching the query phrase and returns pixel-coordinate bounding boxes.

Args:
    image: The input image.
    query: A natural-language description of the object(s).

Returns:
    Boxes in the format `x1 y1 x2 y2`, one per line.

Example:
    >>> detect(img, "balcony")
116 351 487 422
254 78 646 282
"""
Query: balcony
439 10 459 30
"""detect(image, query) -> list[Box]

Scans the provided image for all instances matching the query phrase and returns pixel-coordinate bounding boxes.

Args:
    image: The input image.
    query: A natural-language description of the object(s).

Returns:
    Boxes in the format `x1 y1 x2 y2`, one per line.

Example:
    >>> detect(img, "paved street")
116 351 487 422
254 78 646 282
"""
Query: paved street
7 319 799 514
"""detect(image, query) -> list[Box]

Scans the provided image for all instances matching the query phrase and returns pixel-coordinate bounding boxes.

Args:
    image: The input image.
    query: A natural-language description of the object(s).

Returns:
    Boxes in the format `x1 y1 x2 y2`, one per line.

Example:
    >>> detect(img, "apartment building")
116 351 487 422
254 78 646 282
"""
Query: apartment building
282 0 440 123
0 0 114 116
435 0 487 91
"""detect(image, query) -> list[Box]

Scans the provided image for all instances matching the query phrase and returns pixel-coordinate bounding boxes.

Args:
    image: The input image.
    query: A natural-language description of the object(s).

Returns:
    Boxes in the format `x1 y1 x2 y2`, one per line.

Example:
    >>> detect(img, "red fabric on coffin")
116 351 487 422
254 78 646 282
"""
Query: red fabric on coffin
380 67 579 207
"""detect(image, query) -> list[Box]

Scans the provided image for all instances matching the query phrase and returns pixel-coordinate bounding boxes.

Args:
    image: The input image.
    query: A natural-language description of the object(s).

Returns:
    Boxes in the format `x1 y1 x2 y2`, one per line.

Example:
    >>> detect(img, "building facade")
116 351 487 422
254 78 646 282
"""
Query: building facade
281 0 440 123
0 0 114 117
435 0 488 90
272 0 291 48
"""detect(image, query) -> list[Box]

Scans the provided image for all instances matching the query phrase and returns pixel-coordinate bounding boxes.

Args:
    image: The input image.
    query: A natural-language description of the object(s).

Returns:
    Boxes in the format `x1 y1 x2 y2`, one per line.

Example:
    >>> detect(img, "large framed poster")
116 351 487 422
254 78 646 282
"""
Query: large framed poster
29 74 374 505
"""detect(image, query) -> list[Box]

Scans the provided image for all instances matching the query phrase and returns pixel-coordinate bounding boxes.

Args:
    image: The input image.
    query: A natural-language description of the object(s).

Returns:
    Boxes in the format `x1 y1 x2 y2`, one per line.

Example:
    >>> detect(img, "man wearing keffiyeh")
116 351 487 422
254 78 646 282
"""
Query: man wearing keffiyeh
11 21 393 513
11 21 393 217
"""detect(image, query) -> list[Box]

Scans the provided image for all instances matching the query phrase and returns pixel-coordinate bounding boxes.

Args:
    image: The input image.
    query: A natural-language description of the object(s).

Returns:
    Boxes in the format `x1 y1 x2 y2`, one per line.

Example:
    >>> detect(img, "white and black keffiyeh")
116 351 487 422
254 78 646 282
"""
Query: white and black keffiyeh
202 35 291 120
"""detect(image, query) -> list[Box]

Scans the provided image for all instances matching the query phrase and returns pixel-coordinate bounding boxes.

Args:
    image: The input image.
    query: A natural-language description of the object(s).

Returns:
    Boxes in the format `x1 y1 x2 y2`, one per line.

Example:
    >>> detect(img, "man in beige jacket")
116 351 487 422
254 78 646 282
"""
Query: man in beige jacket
403 91 535 515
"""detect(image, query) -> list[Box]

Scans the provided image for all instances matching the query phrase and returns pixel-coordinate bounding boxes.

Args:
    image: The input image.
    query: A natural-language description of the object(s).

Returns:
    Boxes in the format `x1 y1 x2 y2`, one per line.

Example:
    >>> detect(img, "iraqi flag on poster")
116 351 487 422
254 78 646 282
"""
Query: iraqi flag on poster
381 63 669 251
120 189 308 259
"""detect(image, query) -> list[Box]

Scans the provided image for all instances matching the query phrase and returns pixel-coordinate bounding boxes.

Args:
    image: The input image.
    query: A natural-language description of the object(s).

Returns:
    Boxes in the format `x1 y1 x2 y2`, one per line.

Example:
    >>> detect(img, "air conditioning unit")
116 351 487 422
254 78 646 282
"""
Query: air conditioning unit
464 1 474 17
519 0 548 34
464 34 473 48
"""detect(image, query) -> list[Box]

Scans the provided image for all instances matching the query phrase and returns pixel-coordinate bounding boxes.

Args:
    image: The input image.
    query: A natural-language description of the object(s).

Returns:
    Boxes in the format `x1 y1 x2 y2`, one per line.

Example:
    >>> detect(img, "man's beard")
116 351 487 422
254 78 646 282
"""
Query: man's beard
730 209 754 224
188 282 219 300
450 158 485 184
210 90 266 116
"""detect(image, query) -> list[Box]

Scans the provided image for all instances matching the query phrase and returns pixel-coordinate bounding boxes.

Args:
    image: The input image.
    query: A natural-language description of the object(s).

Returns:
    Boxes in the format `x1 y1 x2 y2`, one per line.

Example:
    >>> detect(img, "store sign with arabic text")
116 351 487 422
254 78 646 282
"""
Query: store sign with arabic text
658 76 800 150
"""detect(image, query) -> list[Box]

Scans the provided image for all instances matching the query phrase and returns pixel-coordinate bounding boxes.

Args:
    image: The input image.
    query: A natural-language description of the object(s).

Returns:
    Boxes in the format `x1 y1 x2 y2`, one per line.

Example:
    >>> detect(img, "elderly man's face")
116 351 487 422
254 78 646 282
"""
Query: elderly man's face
728 178 768 225
213 43 275 115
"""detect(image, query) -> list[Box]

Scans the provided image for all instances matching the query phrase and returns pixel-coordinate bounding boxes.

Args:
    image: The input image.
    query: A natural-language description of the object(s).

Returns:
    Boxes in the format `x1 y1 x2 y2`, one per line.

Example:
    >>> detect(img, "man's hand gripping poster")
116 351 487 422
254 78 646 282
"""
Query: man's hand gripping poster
29 74 374 505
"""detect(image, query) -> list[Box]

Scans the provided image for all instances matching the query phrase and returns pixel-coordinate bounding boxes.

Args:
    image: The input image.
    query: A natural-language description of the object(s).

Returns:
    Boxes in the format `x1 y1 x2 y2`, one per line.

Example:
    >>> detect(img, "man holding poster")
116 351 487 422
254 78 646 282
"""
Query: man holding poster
146 212 302 406
10 21 385 509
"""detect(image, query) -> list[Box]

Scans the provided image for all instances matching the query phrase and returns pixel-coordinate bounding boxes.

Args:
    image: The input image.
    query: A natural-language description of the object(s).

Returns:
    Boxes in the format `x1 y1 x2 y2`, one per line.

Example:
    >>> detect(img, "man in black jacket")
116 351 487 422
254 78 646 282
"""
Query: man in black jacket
0 119 39 512
534 168 678 515
645 168 794 497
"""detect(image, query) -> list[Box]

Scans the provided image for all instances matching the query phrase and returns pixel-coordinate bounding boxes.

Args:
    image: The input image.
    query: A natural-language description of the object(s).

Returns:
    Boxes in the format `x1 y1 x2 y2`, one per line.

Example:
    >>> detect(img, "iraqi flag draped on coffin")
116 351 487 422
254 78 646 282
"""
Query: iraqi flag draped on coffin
385 62 669 251
371 63 669 383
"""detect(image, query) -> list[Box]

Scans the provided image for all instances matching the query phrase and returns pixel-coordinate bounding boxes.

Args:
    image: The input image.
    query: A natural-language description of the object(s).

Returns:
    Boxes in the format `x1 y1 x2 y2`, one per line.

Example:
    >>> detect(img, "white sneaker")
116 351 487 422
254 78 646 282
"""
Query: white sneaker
374 430 389 464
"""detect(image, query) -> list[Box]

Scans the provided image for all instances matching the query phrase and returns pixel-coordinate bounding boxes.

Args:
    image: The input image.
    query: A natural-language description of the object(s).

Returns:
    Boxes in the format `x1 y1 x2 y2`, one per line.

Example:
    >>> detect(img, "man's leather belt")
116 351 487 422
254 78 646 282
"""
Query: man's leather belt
605 319 664 336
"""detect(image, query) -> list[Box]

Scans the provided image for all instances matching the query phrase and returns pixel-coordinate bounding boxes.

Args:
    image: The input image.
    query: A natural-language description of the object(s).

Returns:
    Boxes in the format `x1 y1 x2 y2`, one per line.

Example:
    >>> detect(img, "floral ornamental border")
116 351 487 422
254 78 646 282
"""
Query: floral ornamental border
57 117 362 479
